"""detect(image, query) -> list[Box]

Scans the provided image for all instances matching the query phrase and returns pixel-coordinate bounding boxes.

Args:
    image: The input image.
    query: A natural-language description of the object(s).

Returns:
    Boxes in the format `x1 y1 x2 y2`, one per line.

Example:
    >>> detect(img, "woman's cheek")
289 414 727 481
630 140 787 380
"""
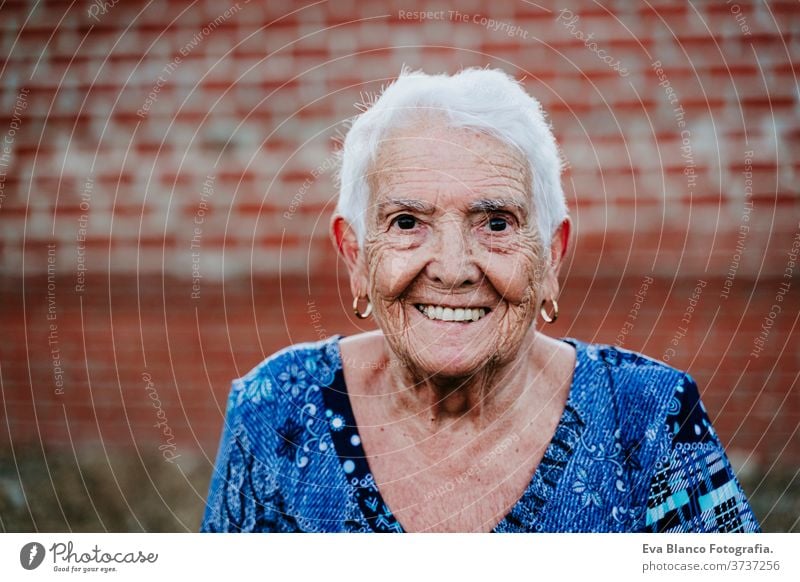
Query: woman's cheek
477 227 543 298
481 252 544 305
365 239 423 300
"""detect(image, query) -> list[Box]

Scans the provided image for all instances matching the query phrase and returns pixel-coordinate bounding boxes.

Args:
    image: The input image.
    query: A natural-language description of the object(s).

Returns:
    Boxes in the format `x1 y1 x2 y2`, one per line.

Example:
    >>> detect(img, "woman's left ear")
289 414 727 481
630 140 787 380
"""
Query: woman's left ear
540 217 571 302
549 216 571 275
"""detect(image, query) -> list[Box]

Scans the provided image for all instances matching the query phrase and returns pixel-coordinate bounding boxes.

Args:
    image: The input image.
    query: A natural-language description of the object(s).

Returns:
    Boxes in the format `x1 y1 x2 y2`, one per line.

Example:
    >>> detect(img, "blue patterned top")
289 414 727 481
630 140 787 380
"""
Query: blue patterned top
200 335 760 533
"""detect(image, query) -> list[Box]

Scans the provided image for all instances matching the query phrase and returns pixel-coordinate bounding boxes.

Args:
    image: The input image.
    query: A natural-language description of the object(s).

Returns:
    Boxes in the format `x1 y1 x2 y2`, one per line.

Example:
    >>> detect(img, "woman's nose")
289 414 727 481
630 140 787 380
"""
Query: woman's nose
424 220 481 288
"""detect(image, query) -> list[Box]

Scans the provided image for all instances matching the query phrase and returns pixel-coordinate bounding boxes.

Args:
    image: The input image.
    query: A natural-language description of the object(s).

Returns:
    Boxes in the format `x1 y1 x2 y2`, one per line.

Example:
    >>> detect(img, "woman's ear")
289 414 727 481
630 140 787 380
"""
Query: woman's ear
331 214 359 268
540 217 571 302
330 214 369 298
549 216 571 277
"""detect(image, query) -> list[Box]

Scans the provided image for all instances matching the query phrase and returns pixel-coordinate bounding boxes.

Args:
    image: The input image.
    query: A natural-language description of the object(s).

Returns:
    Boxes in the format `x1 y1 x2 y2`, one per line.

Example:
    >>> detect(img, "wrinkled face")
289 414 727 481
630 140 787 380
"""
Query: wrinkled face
361 119 550 379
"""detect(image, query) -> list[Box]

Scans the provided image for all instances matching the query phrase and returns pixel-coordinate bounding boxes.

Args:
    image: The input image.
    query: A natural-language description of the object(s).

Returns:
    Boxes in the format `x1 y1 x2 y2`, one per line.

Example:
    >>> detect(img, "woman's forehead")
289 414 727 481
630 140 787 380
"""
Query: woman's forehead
370 124 531 204
376 121 525 168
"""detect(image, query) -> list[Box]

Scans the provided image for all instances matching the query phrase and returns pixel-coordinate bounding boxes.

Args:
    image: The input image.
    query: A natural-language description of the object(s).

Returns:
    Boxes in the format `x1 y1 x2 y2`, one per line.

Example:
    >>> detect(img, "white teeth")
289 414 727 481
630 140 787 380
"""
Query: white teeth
415 304 489 323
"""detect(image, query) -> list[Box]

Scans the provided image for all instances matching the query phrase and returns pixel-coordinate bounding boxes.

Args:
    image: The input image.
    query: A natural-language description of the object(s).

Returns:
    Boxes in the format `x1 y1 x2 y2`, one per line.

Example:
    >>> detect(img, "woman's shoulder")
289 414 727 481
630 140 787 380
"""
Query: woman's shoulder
567 337 699 430
570 336 692 387
224 335 344 422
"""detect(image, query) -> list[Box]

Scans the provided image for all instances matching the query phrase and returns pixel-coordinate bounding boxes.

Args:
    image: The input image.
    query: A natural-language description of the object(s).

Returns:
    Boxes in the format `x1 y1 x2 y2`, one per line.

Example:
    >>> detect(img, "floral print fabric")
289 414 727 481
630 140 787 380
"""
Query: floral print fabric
201 335 760 533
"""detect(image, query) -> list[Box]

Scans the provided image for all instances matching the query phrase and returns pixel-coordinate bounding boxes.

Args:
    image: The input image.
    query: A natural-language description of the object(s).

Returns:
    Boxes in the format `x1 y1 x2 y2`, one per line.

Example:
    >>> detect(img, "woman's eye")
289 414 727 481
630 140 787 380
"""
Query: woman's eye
488 216 508 232
393 214 417 230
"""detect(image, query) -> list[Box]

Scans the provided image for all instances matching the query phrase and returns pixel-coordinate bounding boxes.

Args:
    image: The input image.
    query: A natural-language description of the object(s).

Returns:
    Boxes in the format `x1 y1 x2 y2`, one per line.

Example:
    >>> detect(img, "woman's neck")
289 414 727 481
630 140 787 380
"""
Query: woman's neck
381 329 543 430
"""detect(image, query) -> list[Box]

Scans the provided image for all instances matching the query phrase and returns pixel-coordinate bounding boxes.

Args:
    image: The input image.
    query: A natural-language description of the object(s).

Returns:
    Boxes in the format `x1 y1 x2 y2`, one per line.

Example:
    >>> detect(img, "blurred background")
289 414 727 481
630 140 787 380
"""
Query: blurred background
0 0 798 532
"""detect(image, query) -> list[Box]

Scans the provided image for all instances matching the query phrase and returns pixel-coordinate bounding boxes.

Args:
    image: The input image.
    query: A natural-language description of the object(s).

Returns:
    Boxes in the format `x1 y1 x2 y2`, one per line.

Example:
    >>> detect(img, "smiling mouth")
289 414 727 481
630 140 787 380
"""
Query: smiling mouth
414 304 491 322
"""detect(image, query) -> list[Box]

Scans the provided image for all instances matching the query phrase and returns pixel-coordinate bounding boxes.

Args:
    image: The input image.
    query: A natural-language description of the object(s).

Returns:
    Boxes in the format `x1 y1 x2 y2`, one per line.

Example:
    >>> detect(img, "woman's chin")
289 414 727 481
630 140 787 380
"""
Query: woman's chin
404 334 497 378
385 301 499 377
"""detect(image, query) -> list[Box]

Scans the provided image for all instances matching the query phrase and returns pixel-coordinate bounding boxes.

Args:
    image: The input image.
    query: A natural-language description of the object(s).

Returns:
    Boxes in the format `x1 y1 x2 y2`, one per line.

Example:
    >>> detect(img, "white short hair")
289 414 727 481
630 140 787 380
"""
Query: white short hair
335 66 568 249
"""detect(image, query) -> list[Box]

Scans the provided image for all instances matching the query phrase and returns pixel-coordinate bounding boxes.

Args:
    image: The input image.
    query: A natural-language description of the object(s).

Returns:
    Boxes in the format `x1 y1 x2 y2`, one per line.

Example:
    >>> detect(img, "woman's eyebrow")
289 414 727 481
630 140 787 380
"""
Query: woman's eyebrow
376 198 436 216
468 198 528 217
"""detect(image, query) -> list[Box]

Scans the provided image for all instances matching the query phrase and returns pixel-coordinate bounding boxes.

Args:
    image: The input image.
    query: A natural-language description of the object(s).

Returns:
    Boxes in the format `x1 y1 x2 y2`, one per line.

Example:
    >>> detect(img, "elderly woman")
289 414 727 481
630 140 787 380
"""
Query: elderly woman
201 68 759 533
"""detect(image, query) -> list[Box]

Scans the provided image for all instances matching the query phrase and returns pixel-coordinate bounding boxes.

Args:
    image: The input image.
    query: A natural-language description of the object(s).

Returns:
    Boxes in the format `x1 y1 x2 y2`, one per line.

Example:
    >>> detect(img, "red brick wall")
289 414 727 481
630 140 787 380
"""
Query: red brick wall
1 1 798 472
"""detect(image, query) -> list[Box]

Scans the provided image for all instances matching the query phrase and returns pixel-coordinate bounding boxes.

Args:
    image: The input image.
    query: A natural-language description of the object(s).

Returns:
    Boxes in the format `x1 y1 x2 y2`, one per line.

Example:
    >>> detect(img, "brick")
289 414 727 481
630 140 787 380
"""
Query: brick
0 0 797 470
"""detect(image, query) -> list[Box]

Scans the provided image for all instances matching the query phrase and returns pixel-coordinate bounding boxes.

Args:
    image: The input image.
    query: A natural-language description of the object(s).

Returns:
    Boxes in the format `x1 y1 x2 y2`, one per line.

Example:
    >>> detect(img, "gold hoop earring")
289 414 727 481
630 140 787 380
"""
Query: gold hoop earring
353 295 373 319
540 298 559 324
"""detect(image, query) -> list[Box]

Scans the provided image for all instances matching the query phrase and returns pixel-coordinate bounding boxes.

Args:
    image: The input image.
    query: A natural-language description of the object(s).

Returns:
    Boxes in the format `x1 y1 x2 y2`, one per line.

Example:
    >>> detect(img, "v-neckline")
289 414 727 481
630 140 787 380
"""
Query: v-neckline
320 335 586 533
